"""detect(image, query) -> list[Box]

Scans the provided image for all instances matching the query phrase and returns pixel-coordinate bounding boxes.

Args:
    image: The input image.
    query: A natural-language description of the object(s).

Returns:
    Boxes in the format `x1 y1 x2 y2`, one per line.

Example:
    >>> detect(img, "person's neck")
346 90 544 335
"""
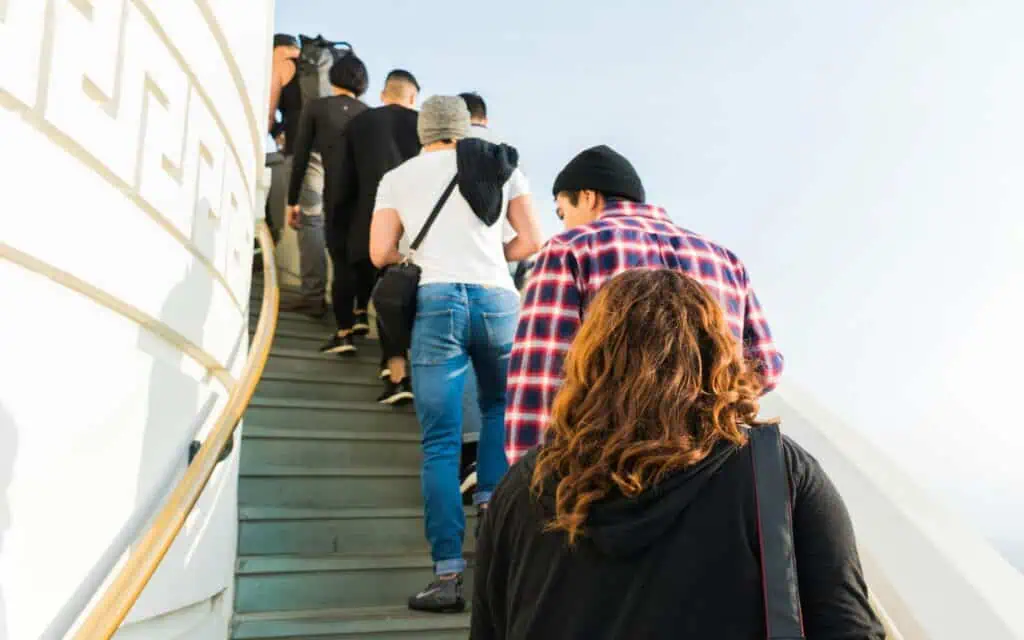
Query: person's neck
423 141 456 153
332 87 356 98
381 96 411 108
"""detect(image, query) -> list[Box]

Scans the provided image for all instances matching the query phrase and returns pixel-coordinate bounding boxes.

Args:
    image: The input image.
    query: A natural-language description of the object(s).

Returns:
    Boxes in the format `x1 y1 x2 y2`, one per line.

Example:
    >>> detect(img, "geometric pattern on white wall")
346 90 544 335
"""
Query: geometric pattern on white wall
0 0 265 306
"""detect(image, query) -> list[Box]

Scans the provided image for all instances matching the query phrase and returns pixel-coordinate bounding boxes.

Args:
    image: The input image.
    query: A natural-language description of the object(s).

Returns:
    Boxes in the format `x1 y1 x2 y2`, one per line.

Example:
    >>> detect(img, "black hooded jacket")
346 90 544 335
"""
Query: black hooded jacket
470 437 885 640
456 138 520 226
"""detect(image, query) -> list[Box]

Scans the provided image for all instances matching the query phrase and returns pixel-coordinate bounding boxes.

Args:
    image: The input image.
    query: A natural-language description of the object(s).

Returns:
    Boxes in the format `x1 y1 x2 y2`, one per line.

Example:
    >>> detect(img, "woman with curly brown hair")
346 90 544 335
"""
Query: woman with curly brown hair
470 269 884 639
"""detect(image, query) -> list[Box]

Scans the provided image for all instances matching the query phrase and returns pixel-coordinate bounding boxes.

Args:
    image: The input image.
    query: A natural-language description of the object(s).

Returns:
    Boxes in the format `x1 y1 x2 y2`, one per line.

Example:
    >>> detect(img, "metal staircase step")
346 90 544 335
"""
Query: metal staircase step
239 465 422 510
238 507 477 556
241 427 421 470
265 328 332 351
232 605 469 639
255 371 384 403
234 553 475 614
252 310 334 334
263 348 385 378
260 325 384 354
245 397 418 433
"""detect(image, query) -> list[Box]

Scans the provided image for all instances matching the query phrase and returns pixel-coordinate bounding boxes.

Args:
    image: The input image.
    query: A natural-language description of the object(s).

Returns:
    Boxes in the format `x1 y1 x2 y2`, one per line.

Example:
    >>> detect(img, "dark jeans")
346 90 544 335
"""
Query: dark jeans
375 313 404 365
325 228 376 332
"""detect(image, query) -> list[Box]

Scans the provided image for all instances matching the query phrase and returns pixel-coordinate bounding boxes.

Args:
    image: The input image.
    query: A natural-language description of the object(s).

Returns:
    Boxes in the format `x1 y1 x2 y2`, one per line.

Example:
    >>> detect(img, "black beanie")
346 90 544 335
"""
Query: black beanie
551 145 645 203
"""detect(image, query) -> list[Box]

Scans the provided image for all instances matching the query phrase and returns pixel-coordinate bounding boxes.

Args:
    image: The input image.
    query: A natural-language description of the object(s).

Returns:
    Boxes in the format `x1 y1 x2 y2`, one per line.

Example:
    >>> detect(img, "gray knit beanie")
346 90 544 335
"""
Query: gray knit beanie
417 95 471 146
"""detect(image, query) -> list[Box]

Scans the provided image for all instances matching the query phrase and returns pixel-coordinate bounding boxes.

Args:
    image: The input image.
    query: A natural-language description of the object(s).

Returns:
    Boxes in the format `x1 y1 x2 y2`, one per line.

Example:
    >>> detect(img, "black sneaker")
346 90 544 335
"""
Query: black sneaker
377 377 413 405
352 311 371 336
379 366 391 380
408 575 465 613
320 334 356 355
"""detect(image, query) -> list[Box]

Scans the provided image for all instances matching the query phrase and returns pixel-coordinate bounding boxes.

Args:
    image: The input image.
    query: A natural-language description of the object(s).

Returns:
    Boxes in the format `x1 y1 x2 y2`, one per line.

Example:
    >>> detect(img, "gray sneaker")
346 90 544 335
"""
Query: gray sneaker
407 574 465 613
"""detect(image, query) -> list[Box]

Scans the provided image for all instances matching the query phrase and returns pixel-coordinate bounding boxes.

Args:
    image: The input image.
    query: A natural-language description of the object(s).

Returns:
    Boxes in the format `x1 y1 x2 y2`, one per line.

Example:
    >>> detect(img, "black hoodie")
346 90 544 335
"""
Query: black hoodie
456 138 520 226
470 437 885 640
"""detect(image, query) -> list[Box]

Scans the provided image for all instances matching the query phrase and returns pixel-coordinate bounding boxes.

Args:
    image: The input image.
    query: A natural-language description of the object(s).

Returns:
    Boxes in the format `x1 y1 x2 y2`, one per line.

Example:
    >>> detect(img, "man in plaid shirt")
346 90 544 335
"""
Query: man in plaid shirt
505 145 784 464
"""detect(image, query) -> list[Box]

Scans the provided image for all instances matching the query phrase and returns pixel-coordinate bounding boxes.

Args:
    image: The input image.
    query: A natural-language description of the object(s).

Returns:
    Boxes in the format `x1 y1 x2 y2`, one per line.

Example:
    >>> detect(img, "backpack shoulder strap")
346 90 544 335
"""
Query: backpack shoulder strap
749 423 806 640
409 175 458 254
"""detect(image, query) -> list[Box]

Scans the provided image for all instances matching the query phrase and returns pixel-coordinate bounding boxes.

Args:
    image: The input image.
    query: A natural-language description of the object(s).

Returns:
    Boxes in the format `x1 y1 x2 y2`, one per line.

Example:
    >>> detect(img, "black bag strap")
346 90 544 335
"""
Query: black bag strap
408 175 458 257
749 423 806 640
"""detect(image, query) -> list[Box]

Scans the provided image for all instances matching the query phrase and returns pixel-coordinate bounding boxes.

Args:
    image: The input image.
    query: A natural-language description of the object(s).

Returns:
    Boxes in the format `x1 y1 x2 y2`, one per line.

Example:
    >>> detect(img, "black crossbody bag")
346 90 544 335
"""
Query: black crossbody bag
749 422 806 639
371 175 459 353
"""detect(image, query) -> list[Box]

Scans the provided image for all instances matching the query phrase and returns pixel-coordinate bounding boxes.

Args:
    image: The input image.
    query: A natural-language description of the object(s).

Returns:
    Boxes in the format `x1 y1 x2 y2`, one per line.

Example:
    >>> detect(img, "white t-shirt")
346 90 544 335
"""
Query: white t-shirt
470 123 501 144
374 149 528 291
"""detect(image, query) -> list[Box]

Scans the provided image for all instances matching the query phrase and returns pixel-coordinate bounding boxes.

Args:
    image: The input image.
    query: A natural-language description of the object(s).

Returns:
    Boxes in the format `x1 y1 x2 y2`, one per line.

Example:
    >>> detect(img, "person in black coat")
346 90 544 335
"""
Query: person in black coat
470 269 885 640
326 69 421 400
280 54 369 318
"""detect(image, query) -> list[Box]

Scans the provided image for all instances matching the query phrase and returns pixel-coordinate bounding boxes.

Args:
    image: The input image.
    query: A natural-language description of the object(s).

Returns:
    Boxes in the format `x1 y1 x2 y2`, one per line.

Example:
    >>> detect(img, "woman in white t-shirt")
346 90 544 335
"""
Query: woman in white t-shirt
370 95 542 614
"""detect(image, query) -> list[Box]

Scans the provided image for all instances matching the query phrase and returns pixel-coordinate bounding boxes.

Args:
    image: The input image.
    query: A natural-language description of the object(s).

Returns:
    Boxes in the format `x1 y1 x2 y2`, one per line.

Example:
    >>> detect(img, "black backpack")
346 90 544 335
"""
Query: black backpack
296 34 352 106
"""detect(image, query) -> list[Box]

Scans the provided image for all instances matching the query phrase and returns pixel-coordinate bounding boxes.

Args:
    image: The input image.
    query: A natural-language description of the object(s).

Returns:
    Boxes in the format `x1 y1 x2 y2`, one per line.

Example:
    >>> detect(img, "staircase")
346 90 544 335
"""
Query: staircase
232 279 474 639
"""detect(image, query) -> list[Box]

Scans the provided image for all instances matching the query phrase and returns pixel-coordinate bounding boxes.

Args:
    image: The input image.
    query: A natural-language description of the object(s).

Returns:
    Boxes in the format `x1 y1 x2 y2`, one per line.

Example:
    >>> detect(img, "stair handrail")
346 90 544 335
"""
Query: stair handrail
71 222 279 639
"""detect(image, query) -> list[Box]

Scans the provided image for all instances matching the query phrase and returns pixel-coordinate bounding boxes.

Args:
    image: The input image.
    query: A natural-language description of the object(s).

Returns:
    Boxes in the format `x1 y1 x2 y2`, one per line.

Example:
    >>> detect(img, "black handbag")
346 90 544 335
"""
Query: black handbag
749 422 806 639
371 175 459 353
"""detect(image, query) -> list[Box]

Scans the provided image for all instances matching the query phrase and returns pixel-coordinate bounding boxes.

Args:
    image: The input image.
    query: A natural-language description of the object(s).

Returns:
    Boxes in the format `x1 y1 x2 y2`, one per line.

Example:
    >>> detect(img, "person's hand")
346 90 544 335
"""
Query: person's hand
286 205 302 230
275 132 286 149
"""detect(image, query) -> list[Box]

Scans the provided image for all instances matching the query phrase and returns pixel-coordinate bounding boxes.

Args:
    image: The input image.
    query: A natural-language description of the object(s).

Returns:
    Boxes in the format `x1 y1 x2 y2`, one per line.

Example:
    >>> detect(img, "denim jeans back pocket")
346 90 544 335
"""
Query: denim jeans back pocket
411 309 460 365
481 308 519 350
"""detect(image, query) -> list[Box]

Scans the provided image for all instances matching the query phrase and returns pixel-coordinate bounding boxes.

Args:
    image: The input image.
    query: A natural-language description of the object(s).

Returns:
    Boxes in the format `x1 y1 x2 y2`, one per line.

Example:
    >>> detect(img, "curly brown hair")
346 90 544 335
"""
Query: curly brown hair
530 268 766 544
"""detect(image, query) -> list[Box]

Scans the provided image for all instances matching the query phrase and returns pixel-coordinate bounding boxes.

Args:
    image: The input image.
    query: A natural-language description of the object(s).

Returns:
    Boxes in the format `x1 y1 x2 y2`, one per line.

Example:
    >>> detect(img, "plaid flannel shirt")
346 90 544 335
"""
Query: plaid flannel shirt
504 202 784 464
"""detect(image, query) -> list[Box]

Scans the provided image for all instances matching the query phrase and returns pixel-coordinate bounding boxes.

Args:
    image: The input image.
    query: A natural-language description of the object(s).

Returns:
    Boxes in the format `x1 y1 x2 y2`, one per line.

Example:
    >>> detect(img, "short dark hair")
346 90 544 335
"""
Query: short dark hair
558 190 629 207
273 33 298 49
459 92 487 120
385 69 420 92
329 54 369 97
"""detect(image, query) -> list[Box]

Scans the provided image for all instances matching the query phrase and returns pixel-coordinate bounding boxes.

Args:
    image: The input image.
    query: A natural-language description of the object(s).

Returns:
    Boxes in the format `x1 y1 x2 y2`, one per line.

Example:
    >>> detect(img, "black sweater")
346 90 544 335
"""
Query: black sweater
327 104 419 262
471 437 885 640
286 94 368 207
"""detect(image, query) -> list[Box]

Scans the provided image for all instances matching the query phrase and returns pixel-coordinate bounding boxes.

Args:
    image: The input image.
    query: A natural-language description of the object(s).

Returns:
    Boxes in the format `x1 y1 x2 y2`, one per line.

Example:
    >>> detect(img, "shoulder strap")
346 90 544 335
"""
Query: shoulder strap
749 423 806 640
409 175 458 253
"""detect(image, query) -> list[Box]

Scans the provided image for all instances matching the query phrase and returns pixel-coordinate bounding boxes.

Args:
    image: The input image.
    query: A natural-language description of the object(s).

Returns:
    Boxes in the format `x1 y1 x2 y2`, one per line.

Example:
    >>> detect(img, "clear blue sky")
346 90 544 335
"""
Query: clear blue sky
276 0 1024 568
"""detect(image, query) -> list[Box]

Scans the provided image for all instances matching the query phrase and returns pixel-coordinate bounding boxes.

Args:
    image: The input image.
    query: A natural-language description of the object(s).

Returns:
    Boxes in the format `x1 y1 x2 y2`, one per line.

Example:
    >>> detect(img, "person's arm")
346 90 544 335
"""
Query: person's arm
267 59 293 133
287 101 318 207
786 440 886 639
740 269 784 392
368 172 405 268
504 240 583 465
502 169 542 262
369 209 404 268
268 73 282 134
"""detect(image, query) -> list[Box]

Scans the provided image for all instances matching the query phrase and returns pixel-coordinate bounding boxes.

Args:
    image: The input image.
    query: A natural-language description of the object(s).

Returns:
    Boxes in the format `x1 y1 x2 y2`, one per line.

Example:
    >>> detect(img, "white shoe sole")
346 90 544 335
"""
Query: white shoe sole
460 471 477 495
379 390 414 405
322 344 356 355
379 368 391 380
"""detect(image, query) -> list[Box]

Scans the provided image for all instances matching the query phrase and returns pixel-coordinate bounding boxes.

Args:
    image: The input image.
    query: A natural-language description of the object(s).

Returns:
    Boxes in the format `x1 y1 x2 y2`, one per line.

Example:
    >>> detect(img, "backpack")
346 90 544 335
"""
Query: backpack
296 34 353 106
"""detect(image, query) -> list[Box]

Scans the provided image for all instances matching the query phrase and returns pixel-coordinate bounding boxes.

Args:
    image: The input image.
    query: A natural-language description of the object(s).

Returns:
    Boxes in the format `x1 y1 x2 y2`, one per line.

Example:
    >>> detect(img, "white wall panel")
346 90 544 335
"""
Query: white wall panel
0 0 273 637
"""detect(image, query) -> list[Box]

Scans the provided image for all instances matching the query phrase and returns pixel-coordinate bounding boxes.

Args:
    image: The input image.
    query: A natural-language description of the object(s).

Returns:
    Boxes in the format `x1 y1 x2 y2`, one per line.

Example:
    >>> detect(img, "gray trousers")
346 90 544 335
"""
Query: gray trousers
297 153 327 300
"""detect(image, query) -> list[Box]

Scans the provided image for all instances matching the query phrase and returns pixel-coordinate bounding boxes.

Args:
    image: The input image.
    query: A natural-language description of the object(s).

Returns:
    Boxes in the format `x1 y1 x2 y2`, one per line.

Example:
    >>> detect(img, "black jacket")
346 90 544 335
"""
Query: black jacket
328 104 419 262
286 94 368 207
471 437 885 640
456 138 519 226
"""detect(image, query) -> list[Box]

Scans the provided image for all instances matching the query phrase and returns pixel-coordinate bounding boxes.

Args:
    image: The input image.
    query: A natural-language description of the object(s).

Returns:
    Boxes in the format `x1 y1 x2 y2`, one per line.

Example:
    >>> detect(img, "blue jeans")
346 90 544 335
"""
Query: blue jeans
411 283 519 575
